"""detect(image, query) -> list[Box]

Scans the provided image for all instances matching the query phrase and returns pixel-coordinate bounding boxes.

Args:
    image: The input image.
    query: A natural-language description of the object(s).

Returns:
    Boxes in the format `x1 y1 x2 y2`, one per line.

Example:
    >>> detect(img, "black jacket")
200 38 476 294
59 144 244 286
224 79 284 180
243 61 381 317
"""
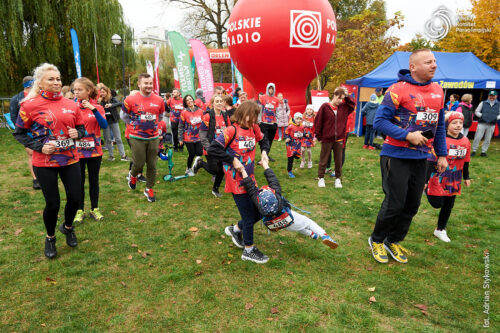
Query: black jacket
199 109 231 150
100 97 121 123
9 91 25 125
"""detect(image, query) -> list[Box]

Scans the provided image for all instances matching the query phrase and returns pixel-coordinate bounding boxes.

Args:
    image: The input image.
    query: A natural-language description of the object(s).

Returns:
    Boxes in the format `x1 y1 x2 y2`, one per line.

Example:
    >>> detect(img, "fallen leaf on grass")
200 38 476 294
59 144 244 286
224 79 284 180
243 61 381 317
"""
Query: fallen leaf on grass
221 235 225 239
365 266 373 271
421 310 429 316
188 227 199 232
127 255 133 260
0 239 4 242
45 277 57 285
183 249 189 253
311 296 319 301
41 323 46 327
143 212 148 216
465 244 477 248
266 318 274 321
217 241 222 245
415 304 428 311
131 244 138 248
194 271 203 276
424 239 435 246
245 303 254 310
279 240 285 245
14 229 23 236
227 253 233 258
110 210 117 215
270 307 279 314
196 259 202 264
368 296 376 304
120 281 127 288
368 287 376 292
288 280 294 285
172 202 185 207
286 271 293 275
141 251 150 258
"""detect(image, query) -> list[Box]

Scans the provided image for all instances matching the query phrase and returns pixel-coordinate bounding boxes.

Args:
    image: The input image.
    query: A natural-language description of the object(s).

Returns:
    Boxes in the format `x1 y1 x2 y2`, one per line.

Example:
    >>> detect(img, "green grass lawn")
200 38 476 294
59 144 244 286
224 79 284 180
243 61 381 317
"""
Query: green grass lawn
0 127 498 332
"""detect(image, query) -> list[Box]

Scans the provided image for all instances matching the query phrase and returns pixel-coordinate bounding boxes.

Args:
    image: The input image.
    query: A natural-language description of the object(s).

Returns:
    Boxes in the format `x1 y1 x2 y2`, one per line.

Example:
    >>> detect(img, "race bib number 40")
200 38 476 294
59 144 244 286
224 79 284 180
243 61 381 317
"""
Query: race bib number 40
238 138 255 150
140 113 156 121
49 138 75 151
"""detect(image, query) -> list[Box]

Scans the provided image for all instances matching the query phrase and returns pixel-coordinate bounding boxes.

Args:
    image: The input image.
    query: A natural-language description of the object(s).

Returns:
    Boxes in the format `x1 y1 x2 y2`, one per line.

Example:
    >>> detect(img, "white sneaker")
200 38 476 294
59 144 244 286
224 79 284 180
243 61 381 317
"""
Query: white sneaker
300 160 305 168
278 138 282 142
318 178 325 187
308 161 312 168
335 178 342 188
186 168 195 177
434 229 451 242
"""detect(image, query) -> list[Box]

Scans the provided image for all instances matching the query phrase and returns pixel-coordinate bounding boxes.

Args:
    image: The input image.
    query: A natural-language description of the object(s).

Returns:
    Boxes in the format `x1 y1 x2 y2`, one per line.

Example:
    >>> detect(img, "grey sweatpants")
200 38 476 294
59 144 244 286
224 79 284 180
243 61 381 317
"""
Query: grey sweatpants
472 123 495 153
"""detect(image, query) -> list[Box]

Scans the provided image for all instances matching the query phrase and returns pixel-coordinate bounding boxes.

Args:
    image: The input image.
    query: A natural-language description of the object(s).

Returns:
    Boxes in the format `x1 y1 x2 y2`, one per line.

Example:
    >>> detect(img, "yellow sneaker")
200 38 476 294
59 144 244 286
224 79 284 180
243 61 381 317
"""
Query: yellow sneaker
384 241 410 264
368 236 388 263
73 209 85 224
89 208 104 221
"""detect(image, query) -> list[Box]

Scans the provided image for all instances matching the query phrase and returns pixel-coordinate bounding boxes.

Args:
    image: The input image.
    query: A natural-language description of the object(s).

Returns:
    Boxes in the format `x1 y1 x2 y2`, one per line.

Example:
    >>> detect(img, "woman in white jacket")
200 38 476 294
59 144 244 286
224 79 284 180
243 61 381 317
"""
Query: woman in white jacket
276 93 290 141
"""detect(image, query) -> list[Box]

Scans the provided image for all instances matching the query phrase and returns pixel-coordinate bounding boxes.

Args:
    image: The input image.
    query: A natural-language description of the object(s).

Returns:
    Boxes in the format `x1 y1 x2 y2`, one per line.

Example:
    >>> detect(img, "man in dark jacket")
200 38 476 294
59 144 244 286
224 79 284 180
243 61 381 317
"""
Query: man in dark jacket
10 76 40 189
314 86 355 188
362 94 379 149
471 90 499 157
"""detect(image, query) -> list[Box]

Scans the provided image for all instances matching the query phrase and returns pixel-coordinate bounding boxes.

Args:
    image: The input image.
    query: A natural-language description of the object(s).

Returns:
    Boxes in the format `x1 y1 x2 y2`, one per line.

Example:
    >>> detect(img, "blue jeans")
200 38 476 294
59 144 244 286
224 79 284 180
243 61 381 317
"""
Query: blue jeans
278 126 287 139
364 125 375 146
232 193 262 246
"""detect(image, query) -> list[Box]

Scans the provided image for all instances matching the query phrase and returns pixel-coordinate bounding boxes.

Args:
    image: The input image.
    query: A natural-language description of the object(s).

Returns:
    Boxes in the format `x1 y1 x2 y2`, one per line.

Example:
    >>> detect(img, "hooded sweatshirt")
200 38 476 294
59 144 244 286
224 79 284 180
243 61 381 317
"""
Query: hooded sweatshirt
374 69 447 159
259 83 280 124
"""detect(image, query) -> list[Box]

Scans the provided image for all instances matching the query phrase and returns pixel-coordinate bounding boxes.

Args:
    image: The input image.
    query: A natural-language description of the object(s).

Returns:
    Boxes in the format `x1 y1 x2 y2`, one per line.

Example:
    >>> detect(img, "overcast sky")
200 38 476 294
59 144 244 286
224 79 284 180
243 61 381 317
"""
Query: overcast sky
118 0 472 44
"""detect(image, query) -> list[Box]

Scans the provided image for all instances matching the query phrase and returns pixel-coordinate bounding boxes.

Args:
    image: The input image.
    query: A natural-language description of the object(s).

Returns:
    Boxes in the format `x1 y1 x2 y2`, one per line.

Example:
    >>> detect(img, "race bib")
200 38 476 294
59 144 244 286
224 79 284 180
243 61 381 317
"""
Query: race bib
49 138 75 151
76 138 96 149
140 113 156 121
294 132 303 138
238 138 255 150
216 128 224 135
449 148 466 157
265 103 275 110
191 117 202 125
175 104 183 110
303 121 313 128
416 111 438 122
264 212 294 231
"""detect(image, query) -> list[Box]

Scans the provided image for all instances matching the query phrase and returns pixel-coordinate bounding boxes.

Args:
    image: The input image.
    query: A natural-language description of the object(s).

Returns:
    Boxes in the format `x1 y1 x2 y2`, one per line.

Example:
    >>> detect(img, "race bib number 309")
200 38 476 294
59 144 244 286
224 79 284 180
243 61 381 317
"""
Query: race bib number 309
416 112 438 122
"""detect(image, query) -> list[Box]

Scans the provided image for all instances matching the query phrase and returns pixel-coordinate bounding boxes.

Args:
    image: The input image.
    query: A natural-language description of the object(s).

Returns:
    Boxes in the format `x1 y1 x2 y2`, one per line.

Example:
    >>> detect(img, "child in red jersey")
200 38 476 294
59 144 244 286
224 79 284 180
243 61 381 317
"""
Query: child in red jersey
72 77 108 223
300 105 316 169
207 101 270 264
426 112 471 243
178 95 204 176
285 112 305 178
167 88 184 151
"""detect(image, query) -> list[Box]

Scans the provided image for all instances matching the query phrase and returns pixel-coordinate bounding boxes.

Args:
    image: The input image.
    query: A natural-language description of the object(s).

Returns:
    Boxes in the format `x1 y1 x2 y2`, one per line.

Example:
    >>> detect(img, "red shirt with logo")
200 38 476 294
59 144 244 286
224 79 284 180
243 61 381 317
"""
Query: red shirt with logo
285 123 304 157
195 98 207 111
158 120 167 150
200 112 229 155
16 95 83 167
428 135 470 196
76 101 105 158
180 108 204 143
168 97 184 123
215 123 264 194
122 93 165 140
302 114 315 147
259 95 280 123
384 81 444 154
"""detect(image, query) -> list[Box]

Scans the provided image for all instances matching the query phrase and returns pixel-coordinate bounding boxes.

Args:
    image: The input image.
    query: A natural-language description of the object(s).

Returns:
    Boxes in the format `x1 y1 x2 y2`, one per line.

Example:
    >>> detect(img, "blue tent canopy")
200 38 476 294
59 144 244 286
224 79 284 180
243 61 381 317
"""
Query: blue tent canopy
346 51 500 89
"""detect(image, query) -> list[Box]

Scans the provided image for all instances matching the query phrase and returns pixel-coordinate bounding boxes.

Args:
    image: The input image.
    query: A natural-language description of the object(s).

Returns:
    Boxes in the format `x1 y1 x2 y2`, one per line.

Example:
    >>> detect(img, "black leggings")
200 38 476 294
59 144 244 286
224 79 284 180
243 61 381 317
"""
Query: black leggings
185 142 203 168
287 155 299 172
427 195 456 230
198 155 225 190
79 156 102 210
34 163 81 236
171 121 179 149
259 123 277 154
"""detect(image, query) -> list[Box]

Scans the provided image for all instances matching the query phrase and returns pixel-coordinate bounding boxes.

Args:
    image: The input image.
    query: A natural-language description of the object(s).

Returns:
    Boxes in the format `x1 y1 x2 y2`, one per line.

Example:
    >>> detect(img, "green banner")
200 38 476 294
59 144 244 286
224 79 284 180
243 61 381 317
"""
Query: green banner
168 31 195 97
235 66 244 91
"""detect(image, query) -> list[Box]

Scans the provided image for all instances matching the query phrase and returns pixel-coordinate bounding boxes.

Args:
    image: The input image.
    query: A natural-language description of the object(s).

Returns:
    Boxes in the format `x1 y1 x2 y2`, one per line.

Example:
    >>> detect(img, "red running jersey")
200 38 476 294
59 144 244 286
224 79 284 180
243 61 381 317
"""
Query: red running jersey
16 95 83 167
180 108 204 142
76 101 105 158
259 95 280 123
285 124 305 157
215 123 264 194
168 97 184 123
122 93 165 140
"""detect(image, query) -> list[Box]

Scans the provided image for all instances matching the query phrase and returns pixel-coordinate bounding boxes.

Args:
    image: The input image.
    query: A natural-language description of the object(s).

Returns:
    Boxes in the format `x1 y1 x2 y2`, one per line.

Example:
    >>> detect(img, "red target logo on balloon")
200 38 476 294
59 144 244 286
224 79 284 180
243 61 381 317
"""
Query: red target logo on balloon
290 10 322 49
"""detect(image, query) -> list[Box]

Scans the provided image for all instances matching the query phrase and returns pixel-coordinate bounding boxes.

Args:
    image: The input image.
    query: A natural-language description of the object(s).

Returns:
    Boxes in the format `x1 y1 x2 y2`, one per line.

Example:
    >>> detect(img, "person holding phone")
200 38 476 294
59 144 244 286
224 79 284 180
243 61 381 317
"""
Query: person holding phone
368 49 448 265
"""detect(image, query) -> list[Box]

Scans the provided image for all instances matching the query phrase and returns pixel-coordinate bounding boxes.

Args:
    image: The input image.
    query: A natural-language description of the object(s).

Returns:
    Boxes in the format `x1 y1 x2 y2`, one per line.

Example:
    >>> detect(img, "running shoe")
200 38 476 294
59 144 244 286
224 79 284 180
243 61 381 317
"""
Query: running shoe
144 188 156 202
434 229 451 242
241 246 269 264
299 160 305 168
335 178 342 188
128 172 137 190
288 171 295 178
44 236 57 259
481 152 487 157
108 156 115 162
73 209 85 224
121 155 131 161
224 225 244 249
308 161 312 169
310 232 319 240
89 208 104 221
192 156 202 174
368 146 376 150
383 240 410 264
212 188 222 198
59 223 78 247
321 235 339 249
268 157 276 162
368 236 388 264
137 174 147 182
33 179 41 190
363 145 369 149
471 151 476 157
186 168 195 177
318 178 325 188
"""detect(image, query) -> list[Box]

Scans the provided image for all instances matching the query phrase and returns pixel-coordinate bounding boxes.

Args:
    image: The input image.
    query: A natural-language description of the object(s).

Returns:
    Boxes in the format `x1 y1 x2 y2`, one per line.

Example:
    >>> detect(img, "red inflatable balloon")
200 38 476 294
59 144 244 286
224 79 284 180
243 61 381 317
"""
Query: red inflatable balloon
227 0 337 114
